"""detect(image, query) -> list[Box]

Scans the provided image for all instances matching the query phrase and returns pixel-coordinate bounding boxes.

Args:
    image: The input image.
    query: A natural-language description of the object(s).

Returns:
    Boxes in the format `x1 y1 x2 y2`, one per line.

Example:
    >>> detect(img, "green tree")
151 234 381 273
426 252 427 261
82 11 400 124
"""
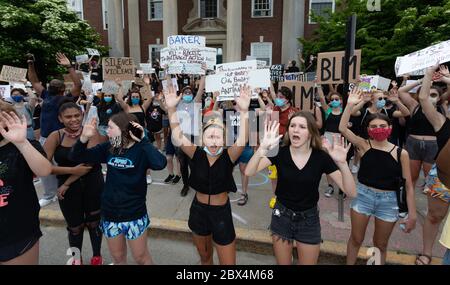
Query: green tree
0 0 108 81
301 0 450 77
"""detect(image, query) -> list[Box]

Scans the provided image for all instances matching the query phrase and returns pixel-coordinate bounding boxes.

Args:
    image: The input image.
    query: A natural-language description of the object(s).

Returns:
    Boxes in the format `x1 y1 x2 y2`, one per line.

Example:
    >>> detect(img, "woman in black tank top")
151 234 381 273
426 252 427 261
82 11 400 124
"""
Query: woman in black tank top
414 64 450 265
339 88 417 265
43 102 104 265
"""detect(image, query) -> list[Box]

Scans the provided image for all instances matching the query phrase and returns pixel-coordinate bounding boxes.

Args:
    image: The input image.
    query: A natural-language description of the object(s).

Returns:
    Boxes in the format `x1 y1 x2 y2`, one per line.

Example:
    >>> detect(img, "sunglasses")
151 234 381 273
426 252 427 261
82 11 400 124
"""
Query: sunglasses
378 97 388 101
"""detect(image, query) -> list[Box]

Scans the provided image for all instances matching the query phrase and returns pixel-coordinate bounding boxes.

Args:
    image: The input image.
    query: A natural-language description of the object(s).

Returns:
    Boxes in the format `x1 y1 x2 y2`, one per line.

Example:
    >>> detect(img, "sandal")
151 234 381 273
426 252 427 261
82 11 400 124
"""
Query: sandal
238 193 248 206
415 254 432 265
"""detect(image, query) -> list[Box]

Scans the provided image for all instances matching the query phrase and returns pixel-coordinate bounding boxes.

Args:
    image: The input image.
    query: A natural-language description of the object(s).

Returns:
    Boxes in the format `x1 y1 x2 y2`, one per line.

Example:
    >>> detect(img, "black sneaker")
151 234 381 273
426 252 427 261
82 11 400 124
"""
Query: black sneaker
171 175 181 185
180 185 190 197
164 174 175 184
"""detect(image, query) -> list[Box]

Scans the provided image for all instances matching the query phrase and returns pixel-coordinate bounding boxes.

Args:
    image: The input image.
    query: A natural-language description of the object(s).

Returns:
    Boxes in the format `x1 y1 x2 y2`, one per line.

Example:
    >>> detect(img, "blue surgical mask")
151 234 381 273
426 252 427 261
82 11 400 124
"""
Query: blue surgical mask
274 98 286 107
376 99 386 109
183 95 193 103
104 97 113 103
131 98 140 105
203 146 223 157
12 95 24 103
330 100 341 108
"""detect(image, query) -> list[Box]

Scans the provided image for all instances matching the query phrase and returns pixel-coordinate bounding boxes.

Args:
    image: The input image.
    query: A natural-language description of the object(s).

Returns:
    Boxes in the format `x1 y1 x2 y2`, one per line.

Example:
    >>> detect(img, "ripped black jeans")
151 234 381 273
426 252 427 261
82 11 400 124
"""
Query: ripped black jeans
270 201 321 245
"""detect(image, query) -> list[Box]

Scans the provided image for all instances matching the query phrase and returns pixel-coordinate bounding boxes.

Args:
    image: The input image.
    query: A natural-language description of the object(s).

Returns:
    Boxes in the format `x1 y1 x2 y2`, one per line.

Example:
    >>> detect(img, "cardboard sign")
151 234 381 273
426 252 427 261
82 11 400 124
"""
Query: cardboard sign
396 40 450 76
316 50 361 84
168 35 206 47
76 54 89 63
278 81 315 111
139 64 155 74
270 65 285 82
0 65 27 83
102 57 135 81
359 75 391 92
86 48 101 56
160 46 217 75
102 80 119 95
0 85 11 100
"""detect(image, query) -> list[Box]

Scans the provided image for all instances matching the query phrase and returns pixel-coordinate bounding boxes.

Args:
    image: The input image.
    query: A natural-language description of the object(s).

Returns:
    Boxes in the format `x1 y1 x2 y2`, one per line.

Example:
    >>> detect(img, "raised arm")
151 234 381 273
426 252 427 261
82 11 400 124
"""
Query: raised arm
388 87 410 118
398 78 421 111
27 57 45 97
194 73 206 103
316 84 329 113
56 53 81 97
141 75 154 111
339 88 368 151
228 86 252 163
113 80 130 112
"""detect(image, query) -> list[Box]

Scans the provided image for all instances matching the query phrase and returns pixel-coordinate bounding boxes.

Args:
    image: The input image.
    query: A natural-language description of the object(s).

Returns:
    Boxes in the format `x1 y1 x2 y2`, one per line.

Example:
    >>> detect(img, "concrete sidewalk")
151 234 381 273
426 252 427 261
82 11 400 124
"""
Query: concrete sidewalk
35 166 446 265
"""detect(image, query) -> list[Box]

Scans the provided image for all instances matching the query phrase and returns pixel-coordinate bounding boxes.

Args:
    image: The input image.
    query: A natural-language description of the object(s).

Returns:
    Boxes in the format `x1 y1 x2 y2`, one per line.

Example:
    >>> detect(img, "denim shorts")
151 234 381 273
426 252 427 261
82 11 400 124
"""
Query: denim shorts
351 183 399 223
269 201 321 245
100 214 150 240
405 136 438 164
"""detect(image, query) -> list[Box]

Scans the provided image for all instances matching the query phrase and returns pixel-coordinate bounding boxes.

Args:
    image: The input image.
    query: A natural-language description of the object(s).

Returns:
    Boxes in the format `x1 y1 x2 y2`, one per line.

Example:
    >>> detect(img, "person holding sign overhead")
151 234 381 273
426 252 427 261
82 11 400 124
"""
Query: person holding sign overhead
165 81 251 265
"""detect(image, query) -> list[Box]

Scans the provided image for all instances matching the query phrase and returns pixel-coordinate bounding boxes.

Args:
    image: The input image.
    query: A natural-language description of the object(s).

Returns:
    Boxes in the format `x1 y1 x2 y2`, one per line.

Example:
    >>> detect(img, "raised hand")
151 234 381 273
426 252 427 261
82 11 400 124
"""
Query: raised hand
163 81 181 109
347 88 363 106
390 80 398 88
388 87 400 103
56 52 71 68
260 120 283 153
0 112 27 144
439 65 449 77
143 75 151 85
323 134 352 164
236 85 252 112
80 118 97 142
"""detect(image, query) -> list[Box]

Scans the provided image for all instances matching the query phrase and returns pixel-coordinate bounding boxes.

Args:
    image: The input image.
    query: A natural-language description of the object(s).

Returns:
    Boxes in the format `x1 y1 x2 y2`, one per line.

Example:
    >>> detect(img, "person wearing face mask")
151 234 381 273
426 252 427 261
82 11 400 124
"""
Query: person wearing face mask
8 88 37 140
69 112 167 265
245 112 356 265
399 74 447 192
43 103 104 265
165 83 251 265
145 91 167 151
340 88 417 265
96 92 123 141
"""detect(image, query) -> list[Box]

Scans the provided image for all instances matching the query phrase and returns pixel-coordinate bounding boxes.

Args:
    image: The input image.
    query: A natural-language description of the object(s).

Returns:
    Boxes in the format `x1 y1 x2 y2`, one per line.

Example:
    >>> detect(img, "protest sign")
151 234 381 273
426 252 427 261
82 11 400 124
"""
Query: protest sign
140 64 155 74
284 72 303 81
86 48 101 56
92 83 103 94
122 80 133 93
102 57 135 81
316 50 361 84
270 65 285 82
76 54 89 63
0 65 27 83
160 46 217 74
162 78 179 92
257 61 267 69
102 81 119 95
0 85 11 100
396 40 450 76
359 75 391 92
278 81 315 111
168 35 206 47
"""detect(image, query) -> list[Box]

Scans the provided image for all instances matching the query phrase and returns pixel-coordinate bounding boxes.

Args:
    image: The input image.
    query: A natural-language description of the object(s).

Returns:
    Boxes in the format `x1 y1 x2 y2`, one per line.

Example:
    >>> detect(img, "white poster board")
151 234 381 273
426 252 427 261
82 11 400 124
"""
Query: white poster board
168 35 206 47
140 64 155 74
161 78 179 92
76 54 89 64
0 85 11 100
86 48 101 56
160 46 217 75
359 75 391 92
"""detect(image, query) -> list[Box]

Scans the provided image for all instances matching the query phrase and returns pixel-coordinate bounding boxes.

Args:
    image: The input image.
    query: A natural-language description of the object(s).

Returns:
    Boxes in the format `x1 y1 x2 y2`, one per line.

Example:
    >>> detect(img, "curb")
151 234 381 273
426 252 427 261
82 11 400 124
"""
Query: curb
39 209 443 265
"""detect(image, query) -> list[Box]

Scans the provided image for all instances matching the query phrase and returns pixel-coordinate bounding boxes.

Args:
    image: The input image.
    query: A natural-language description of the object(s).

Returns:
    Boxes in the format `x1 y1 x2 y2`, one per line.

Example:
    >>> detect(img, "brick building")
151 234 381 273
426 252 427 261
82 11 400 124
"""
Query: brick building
67 0 334 66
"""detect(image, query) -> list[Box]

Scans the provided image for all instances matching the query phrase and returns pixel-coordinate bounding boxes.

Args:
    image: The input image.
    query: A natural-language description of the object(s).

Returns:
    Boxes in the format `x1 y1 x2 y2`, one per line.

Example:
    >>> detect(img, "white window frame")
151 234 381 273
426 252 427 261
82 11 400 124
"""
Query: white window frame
250 42 273 66
102 0 125 30
67 0 84 20
251 0 273 18
309 0 335 24
147 0 163 21
198 0 219 19
148 44 163 64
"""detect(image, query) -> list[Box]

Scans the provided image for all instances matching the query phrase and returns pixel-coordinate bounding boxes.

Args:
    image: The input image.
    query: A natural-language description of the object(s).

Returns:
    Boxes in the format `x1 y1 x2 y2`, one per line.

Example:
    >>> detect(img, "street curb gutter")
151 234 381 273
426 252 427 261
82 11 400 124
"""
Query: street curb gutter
40 209 443 265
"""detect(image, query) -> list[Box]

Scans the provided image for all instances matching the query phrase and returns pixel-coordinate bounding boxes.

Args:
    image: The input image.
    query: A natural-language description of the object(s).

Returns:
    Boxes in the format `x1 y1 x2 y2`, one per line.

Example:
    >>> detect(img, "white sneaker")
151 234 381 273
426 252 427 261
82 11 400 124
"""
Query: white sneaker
146 175 153 185
351 164 359 174
39 196 58 207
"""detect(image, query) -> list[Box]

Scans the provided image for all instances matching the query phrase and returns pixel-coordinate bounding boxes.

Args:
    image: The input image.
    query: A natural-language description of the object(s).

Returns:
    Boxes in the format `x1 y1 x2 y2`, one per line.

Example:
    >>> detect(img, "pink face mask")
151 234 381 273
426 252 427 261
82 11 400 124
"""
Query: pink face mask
368 128 392 142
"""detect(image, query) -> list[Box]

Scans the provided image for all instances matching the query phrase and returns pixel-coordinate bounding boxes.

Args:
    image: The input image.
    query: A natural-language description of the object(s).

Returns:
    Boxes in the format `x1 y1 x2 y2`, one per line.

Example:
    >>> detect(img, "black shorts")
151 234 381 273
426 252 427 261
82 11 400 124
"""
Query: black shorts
0 231 42 262
270 201 321 245
188 196 236 246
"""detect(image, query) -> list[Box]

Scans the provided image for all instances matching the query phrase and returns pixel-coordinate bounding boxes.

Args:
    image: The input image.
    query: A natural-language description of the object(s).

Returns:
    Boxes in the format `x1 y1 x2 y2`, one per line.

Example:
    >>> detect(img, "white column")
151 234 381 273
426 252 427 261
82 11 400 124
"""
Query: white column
128 0 141 63
107 0 124 57
163 0 178 46
281 0 304 65
226 0 242 62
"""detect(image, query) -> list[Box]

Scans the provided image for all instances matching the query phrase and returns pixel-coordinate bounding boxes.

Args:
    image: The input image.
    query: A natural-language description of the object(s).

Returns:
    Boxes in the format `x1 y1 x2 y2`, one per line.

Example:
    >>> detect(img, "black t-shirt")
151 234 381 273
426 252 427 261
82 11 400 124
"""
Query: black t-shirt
287 66 300 73
97 102 123 126
0 141 45 247
268 146 338 211
146 103 166 132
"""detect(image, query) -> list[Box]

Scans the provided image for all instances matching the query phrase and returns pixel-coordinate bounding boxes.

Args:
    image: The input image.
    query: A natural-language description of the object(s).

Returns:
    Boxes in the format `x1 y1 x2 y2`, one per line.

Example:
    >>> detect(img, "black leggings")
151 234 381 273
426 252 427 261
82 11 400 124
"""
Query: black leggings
58 169 104 256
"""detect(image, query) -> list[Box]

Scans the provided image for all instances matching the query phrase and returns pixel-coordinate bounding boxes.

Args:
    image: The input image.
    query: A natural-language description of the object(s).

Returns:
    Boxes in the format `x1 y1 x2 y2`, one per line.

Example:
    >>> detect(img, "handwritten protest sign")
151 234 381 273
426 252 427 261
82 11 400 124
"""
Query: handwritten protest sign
396 40 450 76
87 48 101 56
257 61 267 69
359 75 391 92
168 35 206 47
140 64 155 74
278 81 315 111
0 65 27 83
0 85 11 100
92 83 103 94
316 50 361 84
76 54 89 64
270 65 285 82
102 81 119 95
160 46 217 75
103 57 135 81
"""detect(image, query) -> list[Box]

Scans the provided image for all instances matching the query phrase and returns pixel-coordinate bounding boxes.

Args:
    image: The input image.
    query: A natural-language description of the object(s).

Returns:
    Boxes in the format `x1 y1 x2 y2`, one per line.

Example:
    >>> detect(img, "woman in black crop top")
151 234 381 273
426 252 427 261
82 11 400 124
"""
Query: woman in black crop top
245 112 356 265
414 64 450 265
340 88 417 265
165 83 251 265
43 102 104 265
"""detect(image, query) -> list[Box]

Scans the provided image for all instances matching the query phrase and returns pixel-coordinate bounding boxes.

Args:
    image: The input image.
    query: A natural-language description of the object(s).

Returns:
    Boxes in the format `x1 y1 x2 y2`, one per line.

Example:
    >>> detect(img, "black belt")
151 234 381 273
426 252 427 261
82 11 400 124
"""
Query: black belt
274 201 318 221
